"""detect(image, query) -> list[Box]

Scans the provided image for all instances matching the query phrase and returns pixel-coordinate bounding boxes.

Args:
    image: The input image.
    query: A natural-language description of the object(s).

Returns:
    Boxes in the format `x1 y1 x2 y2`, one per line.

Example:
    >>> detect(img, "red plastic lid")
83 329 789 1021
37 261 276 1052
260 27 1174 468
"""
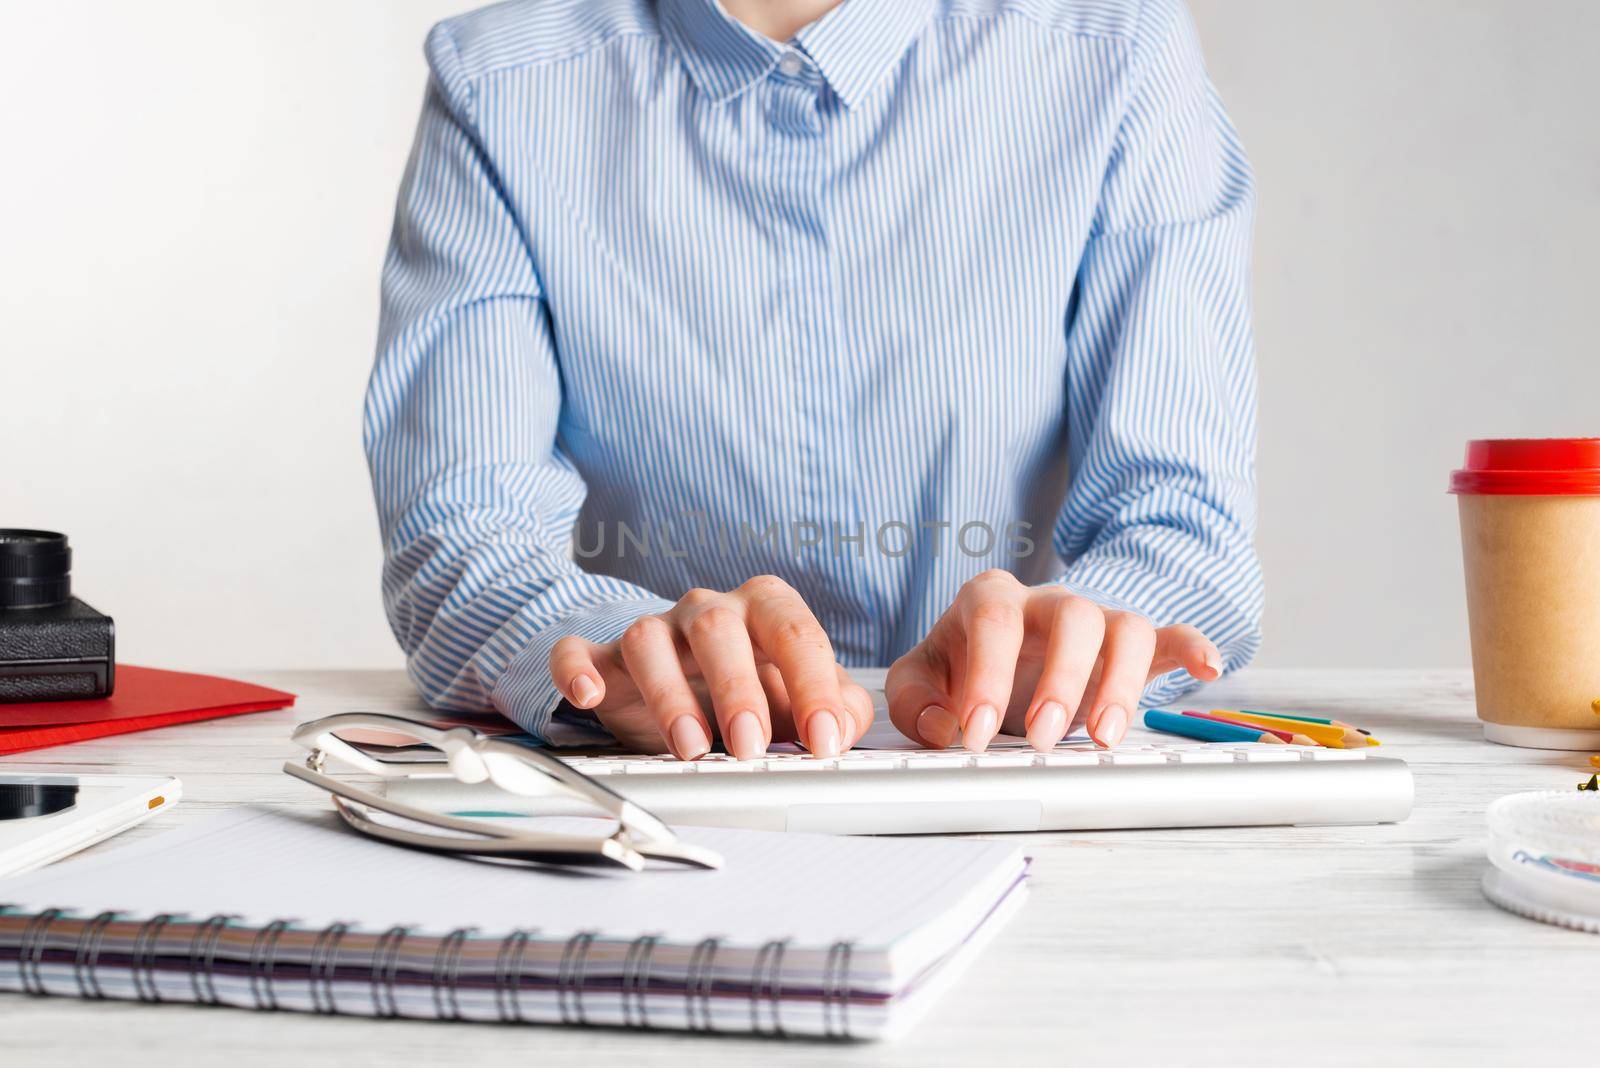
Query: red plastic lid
1449 438 1600 495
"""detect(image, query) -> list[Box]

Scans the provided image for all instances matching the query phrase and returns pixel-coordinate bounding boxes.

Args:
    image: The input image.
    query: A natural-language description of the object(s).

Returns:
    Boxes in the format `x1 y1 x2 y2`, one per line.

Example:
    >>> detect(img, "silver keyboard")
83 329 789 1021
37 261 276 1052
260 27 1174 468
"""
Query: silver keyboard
386 741 1414 835
563 742 1377 774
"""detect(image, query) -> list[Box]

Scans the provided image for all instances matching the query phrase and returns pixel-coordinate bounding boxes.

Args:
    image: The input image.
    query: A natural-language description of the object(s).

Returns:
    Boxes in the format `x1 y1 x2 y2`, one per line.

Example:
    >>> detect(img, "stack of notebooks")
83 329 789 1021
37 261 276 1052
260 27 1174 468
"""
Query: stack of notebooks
0 807 1026 1039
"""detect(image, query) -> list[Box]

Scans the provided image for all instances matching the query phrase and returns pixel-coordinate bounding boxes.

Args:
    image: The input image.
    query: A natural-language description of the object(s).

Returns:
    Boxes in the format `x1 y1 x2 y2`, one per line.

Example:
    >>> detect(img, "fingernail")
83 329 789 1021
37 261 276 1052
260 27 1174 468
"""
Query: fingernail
668 716 710 761
807 711 841 758
1203 651 1222 677
917 706 959 749
963 704 1000 752
571 675 600 708
1093 705 1128 749
727 711 765 761
1027 701 1067 752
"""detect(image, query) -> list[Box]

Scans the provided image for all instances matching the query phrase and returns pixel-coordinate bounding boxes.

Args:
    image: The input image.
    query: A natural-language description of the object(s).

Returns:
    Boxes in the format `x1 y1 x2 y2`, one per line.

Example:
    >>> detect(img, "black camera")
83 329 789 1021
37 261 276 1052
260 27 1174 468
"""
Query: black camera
0 530 115 702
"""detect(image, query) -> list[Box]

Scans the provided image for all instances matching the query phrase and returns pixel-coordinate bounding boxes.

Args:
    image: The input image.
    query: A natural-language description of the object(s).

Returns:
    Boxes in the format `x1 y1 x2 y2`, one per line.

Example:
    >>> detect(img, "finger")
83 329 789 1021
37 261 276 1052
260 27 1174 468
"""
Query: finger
678 599 770 760
754 662 801 744
1149 624 1221 683
885 645 959 749
1084 612 1157 749
617 615 711 760
550 635 605 709
957 572 1026 752
742 578 846 757
835 670 874 750
1022 593 1106 752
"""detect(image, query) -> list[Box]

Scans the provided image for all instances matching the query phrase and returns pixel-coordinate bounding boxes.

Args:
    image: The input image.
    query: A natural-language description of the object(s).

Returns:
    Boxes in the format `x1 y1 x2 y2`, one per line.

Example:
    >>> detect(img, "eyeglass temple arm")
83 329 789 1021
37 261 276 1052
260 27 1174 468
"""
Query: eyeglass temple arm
283 760 720 870
282 760 530 840
290 713 681 845
289 715 426 778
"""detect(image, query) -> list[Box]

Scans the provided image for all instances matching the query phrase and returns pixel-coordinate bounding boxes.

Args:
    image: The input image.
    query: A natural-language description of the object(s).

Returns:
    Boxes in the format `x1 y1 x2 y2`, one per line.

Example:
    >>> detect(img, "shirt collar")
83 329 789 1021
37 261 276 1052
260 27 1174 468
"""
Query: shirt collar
659 0 938 110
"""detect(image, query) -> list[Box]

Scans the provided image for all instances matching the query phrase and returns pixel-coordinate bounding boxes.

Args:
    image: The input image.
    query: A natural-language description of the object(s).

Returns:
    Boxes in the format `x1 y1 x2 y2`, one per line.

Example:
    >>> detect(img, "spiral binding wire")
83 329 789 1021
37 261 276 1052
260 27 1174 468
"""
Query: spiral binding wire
244 919 291 1011
187 914 235 1006
749 938 788 1036
492 928 534 1023
17 908 63 996
370 925 409 1018
308 921 349 1014
130 913 176 1003
821 940 855 1040
8 910 859 1036
430 927 475 1021
620 933 660 1030
684 937 720 1032
73 911 118 1000
556 930 597 1026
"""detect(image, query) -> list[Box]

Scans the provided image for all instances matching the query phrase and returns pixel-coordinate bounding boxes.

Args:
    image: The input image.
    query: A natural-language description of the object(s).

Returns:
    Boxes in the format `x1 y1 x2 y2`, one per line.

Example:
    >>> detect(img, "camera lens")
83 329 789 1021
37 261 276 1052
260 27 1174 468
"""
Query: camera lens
0 778 79 819
0 529 73 609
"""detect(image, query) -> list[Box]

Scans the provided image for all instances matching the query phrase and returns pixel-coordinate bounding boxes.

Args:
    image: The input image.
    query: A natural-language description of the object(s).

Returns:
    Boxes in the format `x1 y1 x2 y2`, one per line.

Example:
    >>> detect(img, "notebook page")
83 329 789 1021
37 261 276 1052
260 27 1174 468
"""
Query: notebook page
0 807 1023 958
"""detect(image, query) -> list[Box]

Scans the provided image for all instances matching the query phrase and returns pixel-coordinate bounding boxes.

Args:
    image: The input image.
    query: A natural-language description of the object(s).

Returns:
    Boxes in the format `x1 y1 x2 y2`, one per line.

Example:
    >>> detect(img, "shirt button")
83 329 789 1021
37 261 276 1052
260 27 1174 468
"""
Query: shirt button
777 51 804 77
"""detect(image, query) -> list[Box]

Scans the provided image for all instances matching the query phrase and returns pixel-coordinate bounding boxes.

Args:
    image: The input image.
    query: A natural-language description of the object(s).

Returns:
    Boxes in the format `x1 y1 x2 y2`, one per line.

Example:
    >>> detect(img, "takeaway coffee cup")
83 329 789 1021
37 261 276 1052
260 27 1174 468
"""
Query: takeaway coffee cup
1451 438 1600 749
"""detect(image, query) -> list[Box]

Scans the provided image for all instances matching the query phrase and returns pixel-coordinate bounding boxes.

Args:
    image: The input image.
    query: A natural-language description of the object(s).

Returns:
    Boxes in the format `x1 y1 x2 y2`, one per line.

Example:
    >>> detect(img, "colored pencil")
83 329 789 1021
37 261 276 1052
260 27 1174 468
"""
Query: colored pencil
1184 711 1318 746
1211 710 1371 749
1144 710 1287 745
1240 710 1371 736
1222 709 1374 748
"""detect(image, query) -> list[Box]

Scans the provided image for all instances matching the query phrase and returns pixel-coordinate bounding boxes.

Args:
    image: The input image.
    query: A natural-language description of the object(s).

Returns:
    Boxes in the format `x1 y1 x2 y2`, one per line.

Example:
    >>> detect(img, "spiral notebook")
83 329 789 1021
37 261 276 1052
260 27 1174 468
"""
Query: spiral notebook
0 807 1027 1040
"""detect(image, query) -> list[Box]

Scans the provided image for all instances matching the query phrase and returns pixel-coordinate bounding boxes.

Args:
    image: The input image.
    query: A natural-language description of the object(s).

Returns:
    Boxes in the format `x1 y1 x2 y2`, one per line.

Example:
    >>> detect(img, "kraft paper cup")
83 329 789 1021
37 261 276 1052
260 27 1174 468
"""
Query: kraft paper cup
1451 438 1600 749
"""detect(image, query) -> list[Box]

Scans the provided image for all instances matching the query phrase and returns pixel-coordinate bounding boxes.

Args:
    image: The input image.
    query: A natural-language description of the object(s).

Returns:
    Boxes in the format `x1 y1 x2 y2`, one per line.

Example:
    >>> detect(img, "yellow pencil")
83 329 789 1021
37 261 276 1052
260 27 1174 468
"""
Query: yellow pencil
1210 710 1371 749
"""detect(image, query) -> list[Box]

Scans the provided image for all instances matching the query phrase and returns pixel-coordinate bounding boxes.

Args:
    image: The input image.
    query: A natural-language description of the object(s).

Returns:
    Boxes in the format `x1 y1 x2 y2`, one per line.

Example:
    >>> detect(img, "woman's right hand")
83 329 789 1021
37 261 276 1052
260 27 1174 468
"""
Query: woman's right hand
548 576 874 761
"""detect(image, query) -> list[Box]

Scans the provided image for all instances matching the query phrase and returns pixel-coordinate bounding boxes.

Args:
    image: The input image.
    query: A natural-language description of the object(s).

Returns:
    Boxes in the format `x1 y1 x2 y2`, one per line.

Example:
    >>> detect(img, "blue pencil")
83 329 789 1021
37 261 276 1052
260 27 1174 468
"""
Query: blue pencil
1143 709 1287 745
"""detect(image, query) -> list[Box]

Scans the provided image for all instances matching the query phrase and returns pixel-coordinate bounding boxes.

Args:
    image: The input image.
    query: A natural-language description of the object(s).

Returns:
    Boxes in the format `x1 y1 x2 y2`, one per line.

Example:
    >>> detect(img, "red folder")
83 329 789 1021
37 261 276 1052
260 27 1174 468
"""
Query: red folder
0 665 296 756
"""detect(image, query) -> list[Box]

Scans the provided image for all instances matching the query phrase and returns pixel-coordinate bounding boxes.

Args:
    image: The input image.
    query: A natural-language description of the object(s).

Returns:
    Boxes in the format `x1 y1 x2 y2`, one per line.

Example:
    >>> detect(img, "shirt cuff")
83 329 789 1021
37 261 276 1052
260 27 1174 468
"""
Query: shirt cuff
490 596 675 746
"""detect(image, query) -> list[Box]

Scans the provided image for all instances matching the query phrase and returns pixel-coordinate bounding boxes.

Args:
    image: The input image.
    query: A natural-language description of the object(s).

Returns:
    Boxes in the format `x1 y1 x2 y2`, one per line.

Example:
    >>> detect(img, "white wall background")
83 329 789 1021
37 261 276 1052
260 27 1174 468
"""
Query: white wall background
1 1 1596 674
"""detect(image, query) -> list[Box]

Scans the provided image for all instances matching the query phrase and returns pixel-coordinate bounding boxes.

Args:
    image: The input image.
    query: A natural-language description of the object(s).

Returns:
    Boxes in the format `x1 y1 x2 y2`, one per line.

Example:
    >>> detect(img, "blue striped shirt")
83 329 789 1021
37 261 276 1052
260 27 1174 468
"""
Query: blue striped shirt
365 0 1263 743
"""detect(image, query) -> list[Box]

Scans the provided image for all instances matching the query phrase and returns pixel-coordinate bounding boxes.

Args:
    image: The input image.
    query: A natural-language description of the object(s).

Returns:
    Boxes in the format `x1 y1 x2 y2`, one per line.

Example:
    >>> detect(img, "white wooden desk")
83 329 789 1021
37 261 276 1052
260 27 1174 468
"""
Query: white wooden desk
2 669 1593 1066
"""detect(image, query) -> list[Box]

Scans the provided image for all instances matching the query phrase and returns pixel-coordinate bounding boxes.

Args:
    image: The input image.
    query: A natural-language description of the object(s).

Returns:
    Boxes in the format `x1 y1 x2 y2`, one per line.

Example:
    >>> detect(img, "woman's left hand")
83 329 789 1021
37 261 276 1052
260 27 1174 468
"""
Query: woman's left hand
885 570 1221 752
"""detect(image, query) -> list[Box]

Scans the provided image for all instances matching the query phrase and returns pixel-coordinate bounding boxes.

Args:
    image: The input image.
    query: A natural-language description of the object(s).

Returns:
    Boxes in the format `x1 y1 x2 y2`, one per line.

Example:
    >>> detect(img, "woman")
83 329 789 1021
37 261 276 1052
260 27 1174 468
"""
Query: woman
365 0 1262 761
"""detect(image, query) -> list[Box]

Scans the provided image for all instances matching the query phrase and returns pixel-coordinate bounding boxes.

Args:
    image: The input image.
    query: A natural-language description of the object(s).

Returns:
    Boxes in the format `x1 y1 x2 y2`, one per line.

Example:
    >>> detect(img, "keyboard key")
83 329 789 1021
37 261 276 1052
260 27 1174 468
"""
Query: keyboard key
621 760 690 774
1104 751 1168 765
1304 748 1367 761
1169 748 1236 764
692 760 755 773
1236 747 1304 763
972 753 1038 768
901 754 973 769
1039 751 1099 767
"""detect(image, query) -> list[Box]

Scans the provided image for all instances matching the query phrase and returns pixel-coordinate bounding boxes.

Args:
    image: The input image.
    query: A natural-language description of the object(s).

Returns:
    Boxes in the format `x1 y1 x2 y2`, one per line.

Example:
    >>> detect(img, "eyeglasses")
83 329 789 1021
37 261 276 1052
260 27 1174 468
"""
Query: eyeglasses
283 713 723 872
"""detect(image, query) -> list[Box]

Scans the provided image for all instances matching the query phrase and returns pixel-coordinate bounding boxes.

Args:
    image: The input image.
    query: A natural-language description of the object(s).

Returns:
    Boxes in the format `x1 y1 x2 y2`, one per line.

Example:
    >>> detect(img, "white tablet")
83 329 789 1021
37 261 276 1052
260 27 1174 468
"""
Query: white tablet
0 773 181 877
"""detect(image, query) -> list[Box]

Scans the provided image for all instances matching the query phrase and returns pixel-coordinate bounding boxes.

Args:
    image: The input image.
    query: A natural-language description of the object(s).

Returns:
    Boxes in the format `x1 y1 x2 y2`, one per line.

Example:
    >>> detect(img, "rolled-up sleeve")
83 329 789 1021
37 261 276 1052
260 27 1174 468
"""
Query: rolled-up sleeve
1051 0 1264 706
364 25 671 744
